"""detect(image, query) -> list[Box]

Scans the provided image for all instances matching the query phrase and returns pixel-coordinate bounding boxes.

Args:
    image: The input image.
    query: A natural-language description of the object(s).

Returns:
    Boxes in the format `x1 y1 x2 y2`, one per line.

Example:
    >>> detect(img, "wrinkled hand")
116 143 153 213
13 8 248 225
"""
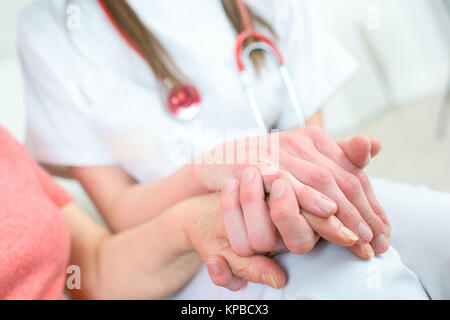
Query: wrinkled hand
195 127 390 254
185 193 285 290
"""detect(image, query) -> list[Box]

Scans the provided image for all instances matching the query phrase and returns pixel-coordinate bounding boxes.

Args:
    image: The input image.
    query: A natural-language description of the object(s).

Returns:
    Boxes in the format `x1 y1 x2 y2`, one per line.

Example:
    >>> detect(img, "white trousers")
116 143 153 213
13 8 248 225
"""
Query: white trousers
170 178 450 300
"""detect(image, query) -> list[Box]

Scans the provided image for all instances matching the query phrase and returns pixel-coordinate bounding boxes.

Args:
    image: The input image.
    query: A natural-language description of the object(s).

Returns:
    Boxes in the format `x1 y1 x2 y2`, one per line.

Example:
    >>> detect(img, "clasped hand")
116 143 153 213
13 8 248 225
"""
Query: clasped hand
190 127 390 290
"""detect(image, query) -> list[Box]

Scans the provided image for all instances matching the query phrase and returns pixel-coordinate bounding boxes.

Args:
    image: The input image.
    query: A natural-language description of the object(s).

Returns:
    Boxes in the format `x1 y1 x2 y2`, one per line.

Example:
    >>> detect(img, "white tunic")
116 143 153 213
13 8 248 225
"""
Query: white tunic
19 0 357 181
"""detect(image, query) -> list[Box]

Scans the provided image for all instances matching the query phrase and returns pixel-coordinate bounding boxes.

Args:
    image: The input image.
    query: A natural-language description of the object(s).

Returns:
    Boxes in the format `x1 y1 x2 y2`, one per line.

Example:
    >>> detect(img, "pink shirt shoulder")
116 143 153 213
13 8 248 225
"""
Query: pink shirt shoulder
0 125 73 299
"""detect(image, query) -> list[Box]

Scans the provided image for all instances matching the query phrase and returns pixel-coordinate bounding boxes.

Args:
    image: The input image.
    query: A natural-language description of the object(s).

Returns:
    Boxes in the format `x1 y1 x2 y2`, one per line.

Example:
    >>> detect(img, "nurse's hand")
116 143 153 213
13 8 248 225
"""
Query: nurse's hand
186 193 286 290
205 135 384 291
222 133 387 259
194 128 390 257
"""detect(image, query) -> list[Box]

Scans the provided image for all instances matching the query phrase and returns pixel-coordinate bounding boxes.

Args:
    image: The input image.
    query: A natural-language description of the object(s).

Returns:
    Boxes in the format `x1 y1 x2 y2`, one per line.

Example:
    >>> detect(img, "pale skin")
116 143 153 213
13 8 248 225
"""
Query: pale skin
68 111 389 291
214 126 385 290
63 191 291 299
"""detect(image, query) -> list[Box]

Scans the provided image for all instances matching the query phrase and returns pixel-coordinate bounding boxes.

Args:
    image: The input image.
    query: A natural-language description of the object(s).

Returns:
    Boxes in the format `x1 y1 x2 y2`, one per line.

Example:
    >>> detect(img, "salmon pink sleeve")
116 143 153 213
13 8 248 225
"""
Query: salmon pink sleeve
31 161 74 209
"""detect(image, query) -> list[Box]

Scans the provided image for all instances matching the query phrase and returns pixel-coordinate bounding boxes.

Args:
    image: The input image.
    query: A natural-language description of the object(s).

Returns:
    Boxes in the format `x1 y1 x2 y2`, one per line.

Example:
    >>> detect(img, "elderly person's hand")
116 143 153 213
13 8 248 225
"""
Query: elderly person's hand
185 192 284 290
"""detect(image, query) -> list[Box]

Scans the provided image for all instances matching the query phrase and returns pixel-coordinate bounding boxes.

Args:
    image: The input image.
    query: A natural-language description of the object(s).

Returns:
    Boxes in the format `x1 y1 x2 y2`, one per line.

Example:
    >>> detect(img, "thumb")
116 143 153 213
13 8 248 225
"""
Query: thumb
206 256 248 291
204 246 287 289
224 248 286 289
338 135 381 168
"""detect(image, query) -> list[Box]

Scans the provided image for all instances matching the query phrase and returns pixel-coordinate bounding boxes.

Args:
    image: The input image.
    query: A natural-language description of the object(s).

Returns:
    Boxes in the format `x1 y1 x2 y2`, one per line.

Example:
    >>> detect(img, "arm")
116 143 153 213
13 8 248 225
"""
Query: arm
68 112 324 232
305 110 325 128
70 164 206 232
72 112 388 261
63 201 200 299
64 191 290 299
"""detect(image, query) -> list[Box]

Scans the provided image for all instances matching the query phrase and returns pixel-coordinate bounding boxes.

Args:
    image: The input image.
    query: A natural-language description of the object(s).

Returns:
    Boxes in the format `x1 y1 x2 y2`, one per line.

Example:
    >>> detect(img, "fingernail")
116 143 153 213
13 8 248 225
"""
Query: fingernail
271 181 285 199
318 197 336 214
223 179 236 194
262 273 278 289
241 168 254 184
206 262 220 276
373 234 389 253
385 224 391 237
228 278 245 291
357 222 373 241
339 226 359 242
362 244 375 258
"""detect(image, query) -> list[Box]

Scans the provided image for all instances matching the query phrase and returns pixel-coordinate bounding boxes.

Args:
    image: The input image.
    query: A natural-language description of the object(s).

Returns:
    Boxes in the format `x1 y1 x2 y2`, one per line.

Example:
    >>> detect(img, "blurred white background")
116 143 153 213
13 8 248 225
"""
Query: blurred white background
0 0 449 207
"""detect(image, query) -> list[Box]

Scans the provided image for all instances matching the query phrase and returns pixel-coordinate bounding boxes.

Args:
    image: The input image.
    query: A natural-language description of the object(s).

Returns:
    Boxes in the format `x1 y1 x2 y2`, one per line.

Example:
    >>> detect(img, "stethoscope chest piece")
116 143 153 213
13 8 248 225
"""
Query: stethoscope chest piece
167 84 202 121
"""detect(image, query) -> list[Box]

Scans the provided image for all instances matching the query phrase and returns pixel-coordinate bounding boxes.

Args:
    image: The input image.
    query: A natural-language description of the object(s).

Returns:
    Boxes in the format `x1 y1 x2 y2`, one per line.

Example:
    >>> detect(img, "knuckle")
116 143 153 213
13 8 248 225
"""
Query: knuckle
233 243 254 257
288 238 315 255
249 232 277 252
281 134 313 157
354 169 370 185
271 205 292 223
311 168 334 186
275 169 290 182
340 204 357 222
371 201 386 217
239 189 260 205
280 133 300 146
233 264 253 280
304 126 323 137
341 174 361 197
365 215 382 231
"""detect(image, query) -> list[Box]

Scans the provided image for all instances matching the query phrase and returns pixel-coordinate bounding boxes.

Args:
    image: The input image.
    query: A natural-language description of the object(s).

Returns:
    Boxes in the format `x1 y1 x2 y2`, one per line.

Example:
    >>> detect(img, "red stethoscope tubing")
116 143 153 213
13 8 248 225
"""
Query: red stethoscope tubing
97 0 201 121
234 0 284 71
97 0 300 128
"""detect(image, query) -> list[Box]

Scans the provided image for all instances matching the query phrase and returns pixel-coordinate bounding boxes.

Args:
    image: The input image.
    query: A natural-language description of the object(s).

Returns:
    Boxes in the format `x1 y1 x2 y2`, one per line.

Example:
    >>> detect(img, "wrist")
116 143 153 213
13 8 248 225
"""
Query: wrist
185 162 209 194
178 198 199 253
178 193 222 251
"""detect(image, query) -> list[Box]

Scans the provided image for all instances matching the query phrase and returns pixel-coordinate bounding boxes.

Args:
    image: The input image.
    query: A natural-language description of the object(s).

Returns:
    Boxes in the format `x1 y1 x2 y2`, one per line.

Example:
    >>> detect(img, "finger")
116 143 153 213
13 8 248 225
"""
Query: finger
221 179 254 257
334 168 388 253
195 236 286 288
337 136 382 165
336 138 349 150
329 167 389 254
304 128 391 251
340 135 372 168
262 169 337 218
280 153 374 245
206 256 247 291
348 243 375 260
269 179 320 254
220 247 286 289
369 137 382 157
302 211 358 247
325 155 391 241
240 167 279 253
308 129 390 226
